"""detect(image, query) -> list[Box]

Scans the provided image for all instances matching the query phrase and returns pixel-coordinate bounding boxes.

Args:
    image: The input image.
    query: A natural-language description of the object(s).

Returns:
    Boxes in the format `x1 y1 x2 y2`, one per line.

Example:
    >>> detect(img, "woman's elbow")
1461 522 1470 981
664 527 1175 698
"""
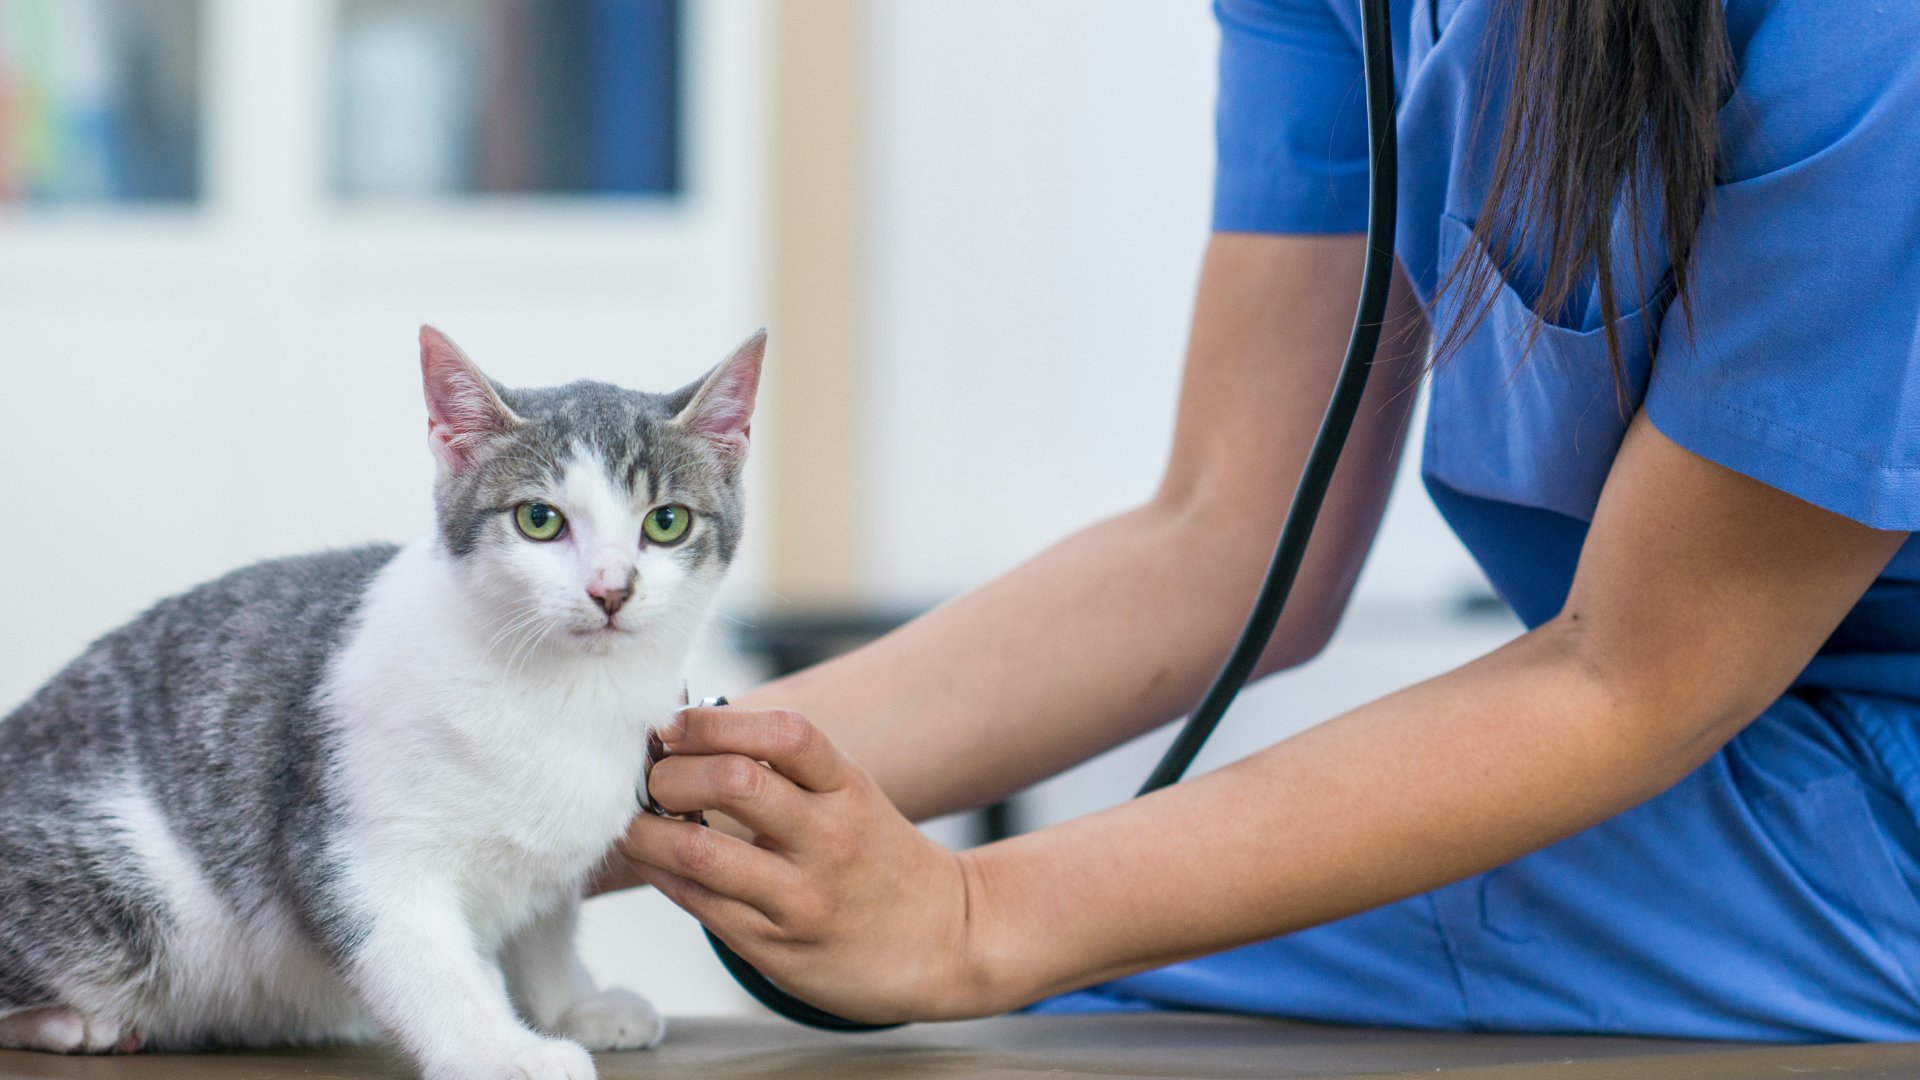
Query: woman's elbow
1532 612 1760 796
1254 595 1345 675
1148 490 1355 680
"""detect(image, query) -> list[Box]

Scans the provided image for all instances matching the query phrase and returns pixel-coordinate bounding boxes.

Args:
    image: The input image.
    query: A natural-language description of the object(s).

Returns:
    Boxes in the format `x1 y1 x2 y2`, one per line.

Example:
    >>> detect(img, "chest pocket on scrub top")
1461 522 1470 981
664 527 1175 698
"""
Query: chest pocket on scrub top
1423 213 1663 523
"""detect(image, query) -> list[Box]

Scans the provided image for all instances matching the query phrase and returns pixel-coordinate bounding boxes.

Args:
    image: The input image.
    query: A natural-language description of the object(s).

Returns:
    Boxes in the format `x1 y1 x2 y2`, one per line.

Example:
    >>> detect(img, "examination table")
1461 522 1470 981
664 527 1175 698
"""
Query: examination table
1 1014 1917 1079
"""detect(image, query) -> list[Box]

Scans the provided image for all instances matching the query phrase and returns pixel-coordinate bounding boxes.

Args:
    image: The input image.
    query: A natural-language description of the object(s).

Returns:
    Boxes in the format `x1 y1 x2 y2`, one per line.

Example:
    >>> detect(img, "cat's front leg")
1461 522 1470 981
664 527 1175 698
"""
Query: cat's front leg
502 897 664 1052
342 883 595 1080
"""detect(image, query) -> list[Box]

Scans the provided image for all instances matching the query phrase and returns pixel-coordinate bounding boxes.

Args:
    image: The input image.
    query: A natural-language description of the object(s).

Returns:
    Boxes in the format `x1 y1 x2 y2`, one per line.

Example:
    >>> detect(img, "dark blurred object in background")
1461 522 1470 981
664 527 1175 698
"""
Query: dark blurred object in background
0 0 204 205
333 0 681 200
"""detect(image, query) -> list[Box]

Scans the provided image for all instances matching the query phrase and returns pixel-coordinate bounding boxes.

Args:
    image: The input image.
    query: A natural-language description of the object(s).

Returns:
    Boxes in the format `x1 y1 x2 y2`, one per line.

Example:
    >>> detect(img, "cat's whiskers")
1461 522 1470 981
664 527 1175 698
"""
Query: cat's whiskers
700 607 753 630
478 598 543 649
497 617 545 683
503 611 564 683
480 602 546 653
728 569 799 608
476 602 551 670
473 610 556 689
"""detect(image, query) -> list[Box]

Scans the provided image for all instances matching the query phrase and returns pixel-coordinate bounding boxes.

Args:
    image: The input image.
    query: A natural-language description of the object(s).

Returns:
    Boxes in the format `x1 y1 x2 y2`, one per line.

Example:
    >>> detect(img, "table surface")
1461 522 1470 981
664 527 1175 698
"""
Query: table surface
0 1014 1916 1080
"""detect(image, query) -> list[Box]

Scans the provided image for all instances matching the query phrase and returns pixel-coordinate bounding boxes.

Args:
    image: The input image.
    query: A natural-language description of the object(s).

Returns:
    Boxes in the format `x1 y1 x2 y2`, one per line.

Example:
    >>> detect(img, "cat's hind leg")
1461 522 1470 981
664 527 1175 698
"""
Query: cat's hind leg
502 898 664 1052
0 802 155 1056
0 1005 140 1055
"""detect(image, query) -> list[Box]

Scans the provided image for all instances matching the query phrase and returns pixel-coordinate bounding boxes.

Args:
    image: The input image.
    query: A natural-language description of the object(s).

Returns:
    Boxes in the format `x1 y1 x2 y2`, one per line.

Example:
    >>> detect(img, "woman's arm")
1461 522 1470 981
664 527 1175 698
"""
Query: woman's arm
744 233 1426 822
622 415 1906 1022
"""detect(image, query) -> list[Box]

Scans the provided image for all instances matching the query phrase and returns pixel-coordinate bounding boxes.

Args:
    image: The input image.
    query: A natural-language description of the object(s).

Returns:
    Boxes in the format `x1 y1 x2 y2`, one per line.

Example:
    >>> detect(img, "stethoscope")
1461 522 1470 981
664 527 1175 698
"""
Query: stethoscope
645 0 1401 1032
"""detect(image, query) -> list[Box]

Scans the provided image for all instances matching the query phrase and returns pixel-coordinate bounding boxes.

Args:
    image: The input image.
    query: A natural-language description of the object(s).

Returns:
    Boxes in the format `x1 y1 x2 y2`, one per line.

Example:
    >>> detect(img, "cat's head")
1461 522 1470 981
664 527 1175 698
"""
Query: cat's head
417 325 762 659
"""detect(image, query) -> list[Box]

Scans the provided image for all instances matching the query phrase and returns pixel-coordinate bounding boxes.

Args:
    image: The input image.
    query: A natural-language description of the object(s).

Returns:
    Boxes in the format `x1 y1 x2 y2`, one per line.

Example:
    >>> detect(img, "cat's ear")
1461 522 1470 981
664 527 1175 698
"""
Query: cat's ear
419 325 520 474
672 329 765 467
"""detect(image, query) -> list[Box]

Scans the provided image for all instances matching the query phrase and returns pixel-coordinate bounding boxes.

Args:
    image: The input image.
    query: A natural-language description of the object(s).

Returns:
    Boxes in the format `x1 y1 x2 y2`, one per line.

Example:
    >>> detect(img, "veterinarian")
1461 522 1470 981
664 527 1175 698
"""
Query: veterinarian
615 0 1920 1038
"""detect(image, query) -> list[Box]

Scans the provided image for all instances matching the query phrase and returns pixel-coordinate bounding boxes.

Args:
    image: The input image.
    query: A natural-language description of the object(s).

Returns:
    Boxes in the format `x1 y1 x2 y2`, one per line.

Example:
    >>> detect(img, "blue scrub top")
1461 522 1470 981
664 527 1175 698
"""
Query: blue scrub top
1214 0 1920 701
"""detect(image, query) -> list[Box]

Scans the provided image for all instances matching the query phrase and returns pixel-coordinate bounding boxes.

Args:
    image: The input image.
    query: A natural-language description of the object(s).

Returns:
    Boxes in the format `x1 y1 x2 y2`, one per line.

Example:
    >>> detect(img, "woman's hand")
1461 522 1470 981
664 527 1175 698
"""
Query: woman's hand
614 705 991 1024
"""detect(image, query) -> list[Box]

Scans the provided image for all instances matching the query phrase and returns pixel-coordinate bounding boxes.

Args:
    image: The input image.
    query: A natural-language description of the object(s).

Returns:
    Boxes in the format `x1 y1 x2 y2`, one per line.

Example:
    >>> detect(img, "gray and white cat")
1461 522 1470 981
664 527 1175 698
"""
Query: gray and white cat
0 326 764 1080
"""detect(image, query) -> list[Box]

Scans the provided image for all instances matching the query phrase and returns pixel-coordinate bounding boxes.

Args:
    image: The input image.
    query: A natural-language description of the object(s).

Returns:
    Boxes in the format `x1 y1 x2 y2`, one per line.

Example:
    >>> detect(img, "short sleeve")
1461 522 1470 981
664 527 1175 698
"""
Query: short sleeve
1644 0 1920 531
1211 0 1371 233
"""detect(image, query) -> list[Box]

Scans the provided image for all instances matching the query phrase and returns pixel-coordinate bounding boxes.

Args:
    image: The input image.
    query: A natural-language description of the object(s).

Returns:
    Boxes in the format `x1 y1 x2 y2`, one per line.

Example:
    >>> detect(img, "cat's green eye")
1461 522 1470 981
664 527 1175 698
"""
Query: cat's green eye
643 505 692 545
514 502 567 541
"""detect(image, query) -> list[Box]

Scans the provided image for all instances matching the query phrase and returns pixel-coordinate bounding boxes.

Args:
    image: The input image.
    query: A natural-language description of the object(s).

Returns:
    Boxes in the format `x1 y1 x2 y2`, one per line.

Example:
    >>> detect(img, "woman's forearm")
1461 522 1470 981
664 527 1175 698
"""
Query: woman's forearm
740 502 1304 820
740 237 1427 822
740 462 1407 823
951 618 1715 1013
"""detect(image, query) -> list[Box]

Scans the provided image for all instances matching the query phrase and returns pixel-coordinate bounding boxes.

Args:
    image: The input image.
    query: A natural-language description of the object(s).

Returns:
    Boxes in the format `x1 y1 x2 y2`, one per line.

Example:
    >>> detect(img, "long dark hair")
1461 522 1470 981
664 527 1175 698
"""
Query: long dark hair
1434 0 1733 390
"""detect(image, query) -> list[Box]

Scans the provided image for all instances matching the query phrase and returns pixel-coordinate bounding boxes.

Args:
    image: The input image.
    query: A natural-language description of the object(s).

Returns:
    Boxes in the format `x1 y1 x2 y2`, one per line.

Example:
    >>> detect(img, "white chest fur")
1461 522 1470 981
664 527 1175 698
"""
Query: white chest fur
322 541 692 948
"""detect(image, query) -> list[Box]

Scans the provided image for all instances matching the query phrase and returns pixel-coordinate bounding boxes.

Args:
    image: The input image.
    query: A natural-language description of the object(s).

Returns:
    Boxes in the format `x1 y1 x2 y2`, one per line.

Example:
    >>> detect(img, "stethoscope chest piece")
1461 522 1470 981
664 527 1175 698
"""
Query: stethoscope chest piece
637 691 729 822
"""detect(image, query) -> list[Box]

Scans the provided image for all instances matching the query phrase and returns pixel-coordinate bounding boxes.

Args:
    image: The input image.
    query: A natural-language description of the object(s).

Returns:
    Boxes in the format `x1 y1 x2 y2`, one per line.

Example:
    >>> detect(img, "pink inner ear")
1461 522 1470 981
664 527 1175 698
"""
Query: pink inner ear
692 383 753 436
682 332 765 460
420 325 512 473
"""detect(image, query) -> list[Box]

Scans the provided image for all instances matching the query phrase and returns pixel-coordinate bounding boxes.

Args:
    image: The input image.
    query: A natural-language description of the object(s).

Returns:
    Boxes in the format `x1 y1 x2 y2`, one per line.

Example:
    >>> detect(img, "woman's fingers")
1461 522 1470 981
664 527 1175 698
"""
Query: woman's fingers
622 704 979 1023
646 751 818 845
661 707 848 793
628 860 779 946
617 814 799 915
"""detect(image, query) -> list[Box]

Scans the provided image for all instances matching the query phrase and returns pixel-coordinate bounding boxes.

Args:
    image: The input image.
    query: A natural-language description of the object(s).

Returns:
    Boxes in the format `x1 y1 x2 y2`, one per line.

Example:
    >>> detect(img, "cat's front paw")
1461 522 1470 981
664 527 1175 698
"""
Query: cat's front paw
555 988 665 1051
429 1035 595 1080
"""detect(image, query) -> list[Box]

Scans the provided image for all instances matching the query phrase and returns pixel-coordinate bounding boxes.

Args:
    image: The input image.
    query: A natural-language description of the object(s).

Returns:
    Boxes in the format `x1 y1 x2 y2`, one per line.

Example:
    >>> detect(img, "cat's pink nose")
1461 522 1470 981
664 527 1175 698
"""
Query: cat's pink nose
588 575 635 617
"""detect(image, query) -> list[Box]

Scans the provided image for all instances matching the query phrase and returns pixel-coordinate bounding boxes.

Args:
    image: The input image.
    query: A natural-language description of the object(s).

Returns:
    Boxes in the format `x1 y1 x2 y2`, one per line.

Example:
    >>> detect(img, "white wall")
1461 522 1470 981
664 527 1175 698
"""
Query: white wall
865 0 1209 603
862 0 1486 613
